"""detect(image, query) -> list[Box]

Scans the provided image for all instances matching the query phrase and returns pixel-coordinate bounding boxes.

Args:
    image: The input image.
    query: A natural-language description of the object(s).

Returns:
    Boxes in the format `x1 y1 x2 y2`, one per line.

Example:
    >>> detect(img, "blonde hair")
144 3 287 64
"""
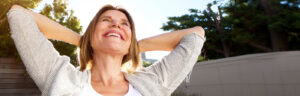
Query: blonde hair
79 5 140 72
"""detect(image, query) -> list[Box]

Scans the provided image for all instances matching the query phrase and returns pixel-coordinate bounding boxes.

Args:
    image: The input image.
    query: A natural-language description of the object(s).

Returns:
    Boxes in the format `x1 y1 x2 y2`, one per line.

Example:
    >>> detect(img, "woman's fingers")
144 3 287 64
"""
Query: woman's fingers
10 5 24 10
192 26 205 37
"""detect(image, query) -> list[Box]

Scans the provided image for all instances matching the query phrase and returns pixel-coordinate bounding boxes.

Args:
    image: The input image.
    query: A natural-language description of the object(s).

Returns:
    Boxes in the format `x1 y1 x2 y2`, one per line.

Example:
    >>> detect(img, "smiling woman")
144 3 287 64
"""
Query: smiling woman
7 4 205 96
79 5 140 74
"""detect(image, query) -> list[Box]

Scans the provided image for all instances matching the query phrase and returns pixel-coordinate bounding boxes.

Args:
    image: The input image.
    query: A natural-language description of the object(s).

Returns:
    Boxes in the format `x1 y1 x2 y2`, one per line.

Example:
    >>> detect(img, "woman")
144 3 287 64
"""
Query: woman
7 4 205 96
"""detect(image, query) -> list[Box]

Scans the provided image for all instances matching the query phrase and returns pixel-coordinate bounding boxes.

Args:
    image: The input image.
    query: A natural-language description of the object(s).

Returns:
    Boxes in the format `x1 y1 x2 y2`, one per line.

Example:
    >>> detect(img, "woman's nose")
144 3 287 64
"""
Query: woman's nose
111 21 120 28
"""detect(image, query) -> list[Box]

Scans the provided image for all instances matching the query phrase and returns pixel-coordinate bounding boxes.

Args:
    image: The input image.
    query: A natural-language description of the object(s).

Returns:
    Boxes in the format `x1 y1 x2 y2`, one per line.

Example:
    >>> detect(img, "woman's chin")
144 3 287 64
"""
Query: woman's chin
92 42 129 55
103 46 128 55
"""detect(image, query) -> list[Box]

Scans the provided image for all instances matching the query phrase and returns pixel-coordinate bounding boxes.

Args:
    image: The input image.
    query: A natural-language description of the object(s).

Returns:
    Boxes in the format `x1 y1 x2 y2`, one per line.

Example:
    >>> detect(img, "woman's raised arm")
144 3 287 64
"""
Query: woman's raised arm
10 5 81 46
136 27 206 94
138 26 205 52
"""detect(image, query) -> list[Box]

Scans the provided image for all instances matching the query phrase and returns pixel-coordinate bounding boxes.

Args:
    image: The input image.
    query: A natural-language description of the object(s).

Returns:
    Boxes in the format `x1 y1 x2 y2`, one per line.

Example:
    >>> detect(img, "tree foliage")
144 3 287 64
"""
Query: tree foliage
0 0 42 58
0 0 82 66
40 0 82 66
162 0 300 60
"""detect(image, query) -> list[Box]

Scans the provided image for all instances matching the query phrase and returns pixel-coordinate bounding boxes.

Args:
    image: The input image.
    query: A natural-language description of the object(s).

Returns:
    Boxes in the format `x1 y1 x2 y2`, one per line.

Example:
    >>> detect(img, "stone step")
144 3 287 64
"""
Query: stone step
0 58 17 64
0 89 40 94
0 69 26 74
0 93 41 96
0 78 35 83
0 83 38 89
0 63 25 69
0 73 29 79
0 58 40 95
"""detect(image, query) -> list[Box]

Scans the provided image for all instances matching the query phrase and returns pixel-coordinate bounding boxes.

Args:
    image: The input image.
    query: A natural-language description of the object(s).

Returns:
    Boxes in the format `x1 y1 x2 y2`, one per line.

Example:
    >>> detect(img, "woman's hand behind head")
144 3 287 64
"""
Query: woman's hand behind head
10 5 25 11
191 26 205 37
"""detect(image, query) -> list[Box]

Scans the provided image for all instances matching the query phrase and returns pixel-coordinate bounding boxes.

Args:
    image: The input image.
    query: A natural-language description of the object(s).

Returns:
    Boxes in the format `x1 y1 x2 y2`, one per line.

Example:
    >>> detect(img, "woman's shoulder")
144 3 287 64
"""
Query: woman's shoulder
48 64 89 95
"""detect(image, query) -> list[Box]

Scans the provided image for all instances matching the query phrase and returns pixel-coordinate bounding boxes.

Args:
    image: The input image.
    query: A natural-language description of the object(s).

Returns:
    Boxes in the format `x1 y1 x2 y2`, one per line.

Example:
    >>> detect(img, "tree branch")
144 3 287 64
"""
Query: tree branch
259 0 275 16
207 5 231 57
203 11 214 25
218 6 223 23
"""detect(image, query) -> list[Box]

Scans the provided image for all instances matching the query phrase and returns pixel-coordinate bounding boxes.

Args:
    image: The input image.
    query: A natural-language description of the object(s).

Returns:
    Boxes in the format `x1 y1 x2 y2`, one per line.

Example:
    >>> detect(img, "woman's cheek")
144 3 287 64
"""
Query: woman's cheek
126 29 132 40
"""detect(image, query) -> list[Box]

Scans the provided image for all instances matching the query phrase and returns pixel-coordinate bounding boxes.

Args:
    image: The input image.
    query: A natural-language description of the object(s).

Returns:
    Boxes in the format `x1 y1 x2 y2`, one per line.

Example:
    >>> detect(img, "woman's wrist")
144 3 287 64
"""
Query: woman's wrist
138 40 148 52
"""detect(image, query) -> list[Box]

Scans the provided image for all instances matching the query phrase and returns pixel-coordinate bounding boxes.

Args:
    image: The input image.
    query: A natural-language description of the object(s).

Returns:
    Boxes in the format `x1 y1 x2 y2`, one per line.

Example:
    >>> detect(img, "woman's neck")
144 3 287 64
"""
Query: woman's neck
91 52 126 86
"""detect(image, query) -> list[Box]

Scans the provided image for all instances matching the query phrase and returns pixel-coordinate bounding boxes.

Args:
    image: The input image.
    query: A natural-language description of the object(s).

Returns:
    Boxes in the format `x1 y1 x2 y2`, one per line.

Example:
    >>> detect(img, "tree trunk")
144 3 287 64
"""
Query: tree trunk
259 0 288 51
247 41 272 52
211 47 225 54
207 6 230 57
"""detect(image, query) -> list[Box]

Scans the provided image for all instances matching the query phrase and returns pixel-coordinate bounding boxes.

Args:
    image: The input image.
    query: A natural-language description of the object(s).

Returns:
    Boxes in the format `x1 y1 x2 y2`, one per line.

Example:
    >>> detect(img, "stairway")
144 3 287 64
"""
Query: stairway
0 58 41 96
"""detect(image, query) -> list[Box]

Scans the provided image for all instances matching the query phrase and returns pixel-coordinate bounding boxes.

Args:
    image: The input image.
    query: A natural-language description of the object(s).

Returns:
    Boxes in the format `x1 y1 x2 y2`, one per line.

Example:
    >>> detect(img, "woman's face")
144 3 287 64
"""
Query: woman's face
91 10 132 55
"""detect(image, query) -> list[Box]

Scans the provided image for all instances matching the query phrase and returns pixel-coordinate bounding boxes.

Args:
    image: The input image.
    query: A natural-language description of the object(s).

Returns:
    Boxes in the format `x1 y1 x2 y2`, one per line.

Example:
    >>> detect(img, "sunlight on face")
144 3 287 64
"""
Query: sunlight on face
91 10 132 55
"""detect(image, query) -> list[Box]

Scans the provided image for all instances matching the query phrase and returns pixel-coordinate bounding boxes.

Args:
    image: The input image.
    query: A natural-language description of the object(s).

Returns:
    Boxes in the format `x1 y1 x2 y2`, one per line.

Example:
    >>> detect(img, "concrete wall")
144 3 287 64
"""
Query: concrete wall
176 51 300 96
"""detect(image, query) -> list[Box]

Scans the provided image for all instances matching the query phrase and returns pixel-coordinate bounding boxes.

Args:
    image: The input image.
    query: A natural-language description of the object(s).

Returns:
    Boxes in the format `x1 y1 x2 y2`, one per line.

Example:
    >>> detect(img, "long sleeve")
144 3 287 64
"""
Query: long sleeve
7 9 73 93
142 32 206 93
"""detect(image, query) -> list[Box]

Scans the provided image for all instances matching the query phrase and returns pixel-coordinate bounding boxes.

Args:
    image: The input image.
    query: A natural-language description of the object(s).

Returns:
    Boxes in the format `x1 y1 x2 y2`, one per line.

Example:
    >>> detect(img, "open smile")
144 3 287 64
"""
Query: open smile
103 30 124 40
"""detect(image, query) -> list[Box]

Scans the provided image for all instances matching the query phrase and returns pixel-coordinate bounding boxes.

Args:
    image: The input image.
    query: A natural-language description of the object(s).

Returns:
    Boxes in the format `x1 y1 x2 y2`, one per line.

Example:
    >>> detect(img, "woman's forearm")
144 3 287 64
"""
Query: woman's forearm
10 5 81 47
138 26 205 52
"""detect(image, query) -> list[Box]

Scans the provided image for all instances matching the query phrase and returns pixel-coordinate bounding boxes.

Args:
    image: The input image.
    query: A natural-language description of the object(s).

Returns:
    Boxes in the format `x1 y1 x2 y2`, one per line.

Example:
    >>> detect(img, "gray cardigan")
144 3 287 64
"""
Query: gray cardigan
7 9 205 96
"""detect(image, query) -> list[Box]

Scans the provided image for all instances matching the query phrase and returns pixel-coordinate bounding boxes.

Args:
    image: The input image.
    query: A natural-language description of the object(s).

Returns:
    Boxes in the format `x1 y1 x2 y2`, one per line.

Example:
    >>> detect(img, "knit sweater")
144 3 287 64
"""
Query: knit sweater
7 9 206 96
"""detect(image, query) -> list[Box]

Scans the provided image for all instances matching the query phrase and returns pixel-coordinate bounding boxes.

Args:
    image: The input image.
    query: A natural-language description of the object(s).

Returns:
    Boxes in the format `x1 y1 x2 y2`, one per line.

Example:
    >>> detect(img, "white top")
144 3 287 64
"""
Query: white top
73 70 142 96
73 83 142 96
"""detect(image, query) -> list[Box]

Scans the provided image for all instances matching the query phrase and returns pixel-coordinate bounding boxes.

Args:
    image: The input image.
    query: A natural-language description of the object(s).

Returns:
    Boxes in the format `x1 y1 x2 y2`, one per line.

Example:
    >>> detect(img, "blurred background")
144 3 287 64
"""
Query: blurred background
0 0 299 96
1 0 299 65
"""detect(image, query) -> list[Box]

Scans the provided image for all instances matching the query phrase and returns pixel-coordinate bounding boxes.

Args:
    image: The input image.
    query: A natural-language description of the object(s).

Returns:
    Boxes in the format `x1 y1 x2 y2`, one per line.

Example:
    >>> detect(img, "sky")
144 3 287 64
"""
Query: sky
35 0 225 60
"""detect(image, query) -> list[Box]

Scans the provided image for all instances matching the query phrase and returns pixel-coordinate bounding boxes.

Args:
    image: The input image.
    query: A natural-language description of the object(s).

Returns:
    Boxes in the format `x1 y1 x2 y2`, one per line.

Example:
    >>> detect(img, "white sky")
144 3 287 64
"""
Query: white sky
35 0 224 60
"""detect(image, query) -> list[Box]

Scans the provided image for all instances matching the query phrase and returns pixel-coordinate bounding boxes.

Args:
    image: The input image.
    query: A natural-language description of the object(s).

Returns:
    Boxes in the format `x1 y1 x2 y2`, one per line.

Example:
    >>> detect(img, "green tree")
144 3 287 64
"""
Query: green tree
39 0 82 66
0 0 42 58
0 0 82 66
223 0 300 51
161 4 230 59
142 60 152 67
162 0 300 60
225 0 300 51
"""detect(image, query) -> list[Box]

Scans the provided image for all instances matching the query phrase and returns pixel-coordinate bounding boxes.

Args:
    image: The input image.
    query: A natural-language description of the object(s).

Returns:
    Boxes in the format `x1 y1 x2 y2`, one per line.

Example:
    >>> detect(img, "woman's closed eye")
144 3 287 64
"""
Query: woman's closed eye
122 22 129 26
101 18 110 22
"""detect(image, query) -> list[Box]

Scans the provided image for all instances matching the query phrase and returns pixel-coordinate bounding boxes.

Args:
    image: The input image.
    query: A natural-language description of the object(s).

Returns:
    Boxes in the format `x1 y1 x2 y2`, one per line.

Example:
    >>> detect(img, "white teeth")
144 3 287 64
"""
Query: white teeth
106 33 121 38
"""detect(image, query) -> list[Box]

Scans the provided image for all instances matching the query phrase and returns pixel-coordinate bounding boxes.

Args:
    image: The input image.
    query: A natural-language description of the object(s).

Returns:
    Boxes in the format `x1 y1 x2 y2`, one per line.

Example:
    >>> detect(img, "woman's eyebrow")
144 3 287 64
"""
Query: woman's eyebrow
99 16 112 19
99 16 129 23
121 19 129 23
